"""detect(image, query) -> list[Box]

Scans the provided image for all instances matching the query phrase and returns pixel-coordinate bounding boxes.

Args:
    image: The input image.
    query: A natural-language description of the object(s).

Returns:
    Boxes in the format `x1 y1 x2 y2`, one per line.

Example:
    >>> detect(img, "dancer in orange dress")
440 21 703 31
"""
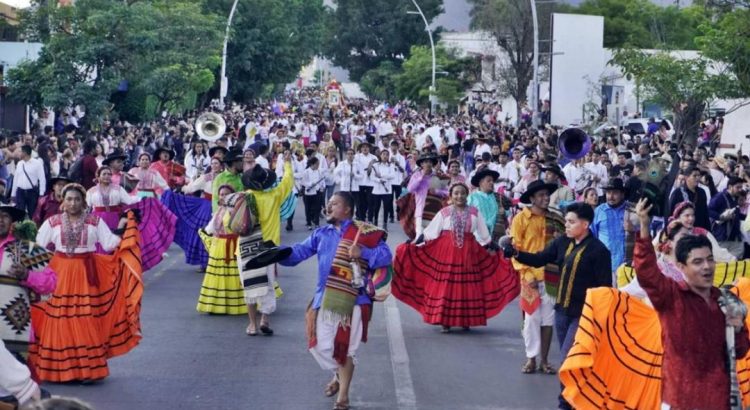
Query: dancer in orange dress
29 184 142 382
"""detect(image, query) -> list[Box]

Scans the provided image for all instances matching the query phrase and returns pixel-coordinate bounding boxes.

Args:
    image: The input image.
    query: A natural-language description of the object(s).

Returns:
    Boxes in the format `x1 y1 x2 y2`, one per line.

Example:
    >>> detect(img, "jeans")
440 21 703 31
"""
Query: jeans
554 311 580 410
15 188 39 219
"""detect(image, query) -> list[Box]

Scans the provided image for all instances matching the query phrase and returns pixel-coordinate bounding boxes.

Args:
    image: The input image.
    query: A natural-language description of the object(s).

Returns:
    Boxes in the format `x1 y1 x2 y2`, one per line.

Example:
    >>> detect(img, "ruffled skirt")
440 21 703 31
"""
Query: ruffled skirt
196 231 247 315
28 215 143 382
559 281 750 409
161 190 211 266
392 231 519 327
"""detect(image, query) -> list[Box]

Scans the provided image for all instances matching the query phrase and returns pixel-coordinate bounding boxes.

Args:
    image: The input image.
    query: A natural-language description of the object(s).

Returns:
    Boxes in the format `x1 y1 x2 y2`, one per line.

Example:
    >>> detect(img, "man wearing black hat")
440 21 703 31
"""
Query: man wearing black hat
150 147 186 191
32 177 71 226
545 165 574 211
591 178 629 277
0 205 55 405
509 179 565 376
102 152 129 188
211 150 244 211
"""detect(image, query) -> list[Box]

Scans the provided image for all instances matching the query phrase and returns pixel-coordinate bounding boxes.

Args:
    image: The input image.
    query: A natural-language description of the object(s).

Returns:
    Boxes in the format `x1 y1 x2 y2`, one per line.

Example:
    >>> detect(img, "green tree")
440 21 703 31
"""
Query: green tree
697 8 750 97
205 0 328 102
325 0 443 82
6 0 223 123
467 0 555 121
359 61 400 102
560 0 707 49
610 48 737 143
395 45 480 108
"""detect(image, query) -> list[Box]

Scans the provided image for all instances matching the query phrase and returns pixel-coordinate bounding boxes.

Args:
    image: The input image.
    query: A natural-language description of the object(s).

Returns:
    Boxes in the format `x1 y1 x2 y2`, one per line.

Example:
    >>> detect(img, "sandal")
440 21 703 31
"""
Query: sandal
260 324 274 336
539 363 557 374
440 326 451 333
246 324 258 336
333 400 349 410
521 360 536 374
324 380 339 397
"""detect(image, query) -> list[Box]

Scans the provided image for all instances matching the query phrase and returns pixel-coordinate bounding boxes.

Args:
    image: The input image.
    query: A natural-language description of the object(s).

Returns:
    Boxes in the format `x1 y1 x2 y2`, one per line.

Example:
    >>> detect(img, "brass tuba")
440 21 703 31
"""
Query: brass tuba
558 128 592 160
195 112 226 142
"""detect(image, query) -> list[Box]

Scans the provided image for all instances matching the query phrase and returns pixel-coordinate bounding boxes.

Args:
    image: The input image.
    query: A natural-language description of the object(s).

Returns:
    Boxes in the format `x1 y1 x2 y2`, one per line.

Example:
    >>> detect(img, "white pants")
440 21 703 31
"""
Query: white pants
415 216 424 239
523 284 555 359
246 266 276 315
310 305 363 371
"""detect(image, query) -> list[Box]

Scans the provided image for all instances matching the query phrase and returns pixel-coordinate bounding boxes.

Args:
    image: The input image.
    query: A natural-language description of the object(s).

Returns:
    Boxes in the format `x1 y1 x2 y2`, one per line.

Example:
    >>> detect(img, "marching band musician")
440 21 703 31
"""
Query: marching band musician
302 157 326 230
367 149 396 230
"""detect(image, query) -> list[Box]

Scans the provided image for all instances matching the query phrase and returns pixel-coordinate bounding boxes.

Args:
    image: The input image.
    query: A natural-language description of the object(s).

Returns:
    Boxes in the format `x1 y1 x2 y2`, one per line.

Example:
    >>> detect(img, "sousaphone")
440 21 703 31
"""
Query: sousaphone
195 112 226 142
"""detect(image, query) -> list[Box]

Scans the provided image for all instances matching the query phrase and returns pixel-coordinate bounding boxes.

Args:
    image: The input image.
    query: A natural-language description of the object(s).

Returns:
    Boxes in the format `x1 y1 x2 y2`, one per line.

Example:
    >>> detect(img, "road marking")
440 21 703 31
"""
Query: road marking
384 297 417 410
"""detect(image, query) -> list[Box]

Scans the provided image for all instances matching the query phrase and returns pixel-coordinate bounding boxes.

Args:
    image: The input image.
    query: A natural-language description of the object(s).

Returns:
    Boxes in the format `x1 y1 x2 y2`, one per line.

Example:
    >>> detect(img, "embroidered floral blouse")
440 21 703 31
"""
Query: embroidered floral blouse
422 205 491 246
86 184 140 208
37 214 121 254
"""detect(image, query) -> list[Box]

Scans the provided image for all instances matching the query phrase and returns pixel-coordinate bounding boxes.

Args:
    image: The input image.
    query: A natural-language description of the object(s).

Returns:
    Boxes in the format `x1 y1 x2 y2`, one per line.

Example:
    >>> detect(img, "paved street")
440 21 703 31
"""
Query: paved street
44 203 561 410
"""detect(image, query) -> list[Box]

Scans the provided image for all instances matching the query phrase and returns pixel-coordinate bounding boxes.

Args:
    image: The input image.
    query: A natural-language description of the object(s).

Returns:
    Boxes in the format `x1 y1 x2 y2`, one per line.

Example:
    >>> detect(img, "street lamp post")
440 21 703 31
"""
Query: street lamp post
530 0 539 127
218 0 240 111
409 0 436 115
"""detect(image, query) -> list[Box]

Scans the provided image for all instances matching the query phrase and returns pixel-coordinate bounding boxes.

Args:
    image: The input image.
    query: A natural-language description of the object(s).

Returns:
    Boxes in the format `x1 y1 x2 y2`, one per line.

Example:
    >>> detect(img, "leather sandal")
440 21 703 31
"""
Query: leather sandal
333 400 349 410
521 360 536 374
246 324 258 336
324 380 339 397
539 363 557 374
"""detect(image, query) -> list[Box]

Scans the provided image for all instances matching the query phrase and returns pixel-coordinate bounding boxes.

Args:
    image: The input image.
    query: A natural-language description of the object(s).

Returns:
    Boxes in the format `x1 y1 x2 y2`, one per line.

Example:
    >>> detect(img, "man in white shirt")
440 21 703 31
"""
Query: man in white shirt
11 145 46 218
563 159 588 195
473 135 492 159
354 142 378 221
495 151 519 195
584 151 609 199
388 141 406 223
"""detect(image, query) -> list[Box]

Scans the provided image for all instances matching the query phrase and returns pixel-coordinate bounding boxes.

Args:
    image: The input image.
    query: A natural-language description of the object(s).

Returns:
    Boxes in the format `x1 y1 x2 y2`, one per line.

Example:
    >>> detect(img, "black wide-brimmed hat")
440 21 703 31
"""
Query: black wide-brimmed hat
49 176 73 186
471 167 500 188
243 241 293 270
242 165 277 191
520 179 559 204
0 205 25 222
222 149 243 164
153 147 175 161
209 146 229 158
543 164 566 181
102 152 128 166
416 152 439 166
602 178 626 192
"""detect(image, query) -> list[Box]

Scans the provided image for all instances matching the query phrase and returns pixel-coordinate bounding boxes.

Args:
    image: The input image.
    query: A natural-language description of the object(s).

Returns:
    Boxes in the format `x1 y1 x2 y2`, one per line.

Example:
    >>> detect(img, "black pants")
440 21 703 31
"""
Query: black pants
370 194 393 226
390 185 402 220
16 188 39 219
357 186 373 221
304 194 321 226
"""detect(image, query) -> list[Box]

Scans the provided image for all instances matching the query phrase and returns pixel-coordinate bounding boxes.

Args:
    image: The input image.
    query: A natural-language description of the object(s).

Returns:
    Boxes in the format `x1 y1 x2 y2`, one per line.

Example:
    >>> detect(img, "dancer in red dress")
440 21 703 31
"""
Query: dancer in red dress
393 182 519 332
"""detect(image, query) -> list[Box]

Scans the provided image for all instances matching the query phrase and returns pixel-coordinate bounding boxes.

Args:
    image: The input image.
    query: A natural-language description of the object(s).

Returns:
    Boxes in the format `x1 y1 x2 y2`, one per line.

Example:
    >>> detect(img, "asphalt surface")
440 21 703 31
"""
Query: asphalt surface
44 202 561 410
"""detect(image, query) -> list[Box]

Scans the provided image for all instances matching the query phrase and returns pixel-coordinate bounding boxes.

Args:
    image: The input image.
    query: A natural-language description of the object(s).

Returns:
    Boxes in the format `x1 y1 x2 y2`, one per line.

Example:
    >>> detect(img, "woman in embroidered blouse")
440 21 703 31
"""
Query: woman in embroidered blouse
128 152 169 198
664 201 734 262
31 183 142 382
87 166 140 230
393 183 519 333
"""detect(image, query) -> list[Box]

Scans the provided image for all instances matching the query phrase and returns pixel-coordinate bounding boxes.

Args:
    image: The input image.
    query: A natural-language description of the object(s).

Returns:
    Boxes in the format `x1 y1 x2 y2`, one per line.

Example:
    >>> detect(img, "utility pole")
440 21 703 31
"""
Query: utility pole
218 0 240 111
530 0 539 126
409 0 436 115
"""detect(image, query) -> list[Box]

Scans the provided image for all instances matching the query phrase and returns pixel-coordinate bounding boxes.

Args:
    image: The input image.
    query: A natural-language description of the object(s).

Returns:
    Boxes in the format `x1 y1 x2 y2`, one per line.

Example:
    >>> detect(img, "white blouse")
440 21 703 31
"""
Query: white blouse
86 185 140 208
37 215 122 253
184 153 209 180
422 206 491 246
334 160 363 192
369 162 395 195
183 173 216 195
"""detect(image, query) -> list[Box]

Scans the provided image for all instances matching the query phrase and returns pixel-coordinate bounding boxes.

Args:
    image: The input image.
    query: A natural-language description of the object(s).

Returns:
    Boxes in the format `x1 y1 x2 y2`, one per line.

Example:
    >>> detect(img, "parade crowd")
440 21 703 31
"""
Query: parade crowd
1 89 749 410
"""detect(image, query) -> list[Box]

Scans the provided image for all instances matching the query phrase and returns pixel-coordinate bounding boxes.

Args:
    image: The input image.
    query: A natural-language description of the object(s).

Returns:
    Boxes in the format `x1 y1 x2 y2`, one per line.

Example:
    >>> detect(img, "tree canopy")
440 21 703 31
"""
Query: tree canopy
324 0 443 82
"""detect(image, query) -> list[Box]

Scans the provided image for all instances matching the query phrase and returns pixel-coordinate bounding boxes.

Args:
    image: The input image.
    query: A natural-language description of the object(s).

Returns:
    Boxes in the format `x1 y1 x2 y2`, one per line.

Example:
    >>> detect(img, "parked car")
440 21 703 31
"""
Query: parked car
621 118 674 137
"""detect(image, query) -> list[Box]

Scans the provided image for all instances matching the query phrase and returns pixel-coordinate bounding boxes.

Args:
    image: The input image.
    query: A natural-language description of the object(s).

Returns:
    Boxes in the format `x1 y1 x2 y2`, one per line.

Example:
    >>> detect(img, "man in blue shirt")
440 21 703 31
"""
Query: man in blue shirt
280 192 392 410
591 178 629 280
